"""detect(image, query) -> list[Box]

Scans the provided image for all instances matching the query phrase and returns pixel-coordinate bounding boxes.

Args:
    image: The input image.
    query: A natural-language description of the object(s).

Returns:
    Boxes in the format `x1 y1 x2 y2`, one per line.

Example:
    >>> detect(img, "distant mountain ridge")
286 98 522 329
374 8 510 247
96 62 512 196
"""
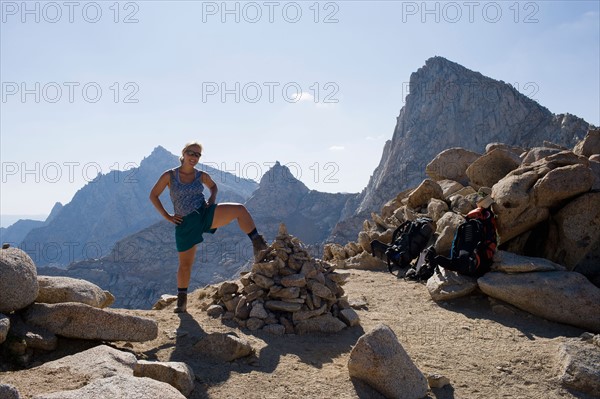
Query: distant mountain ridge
0 203 63 246
43 162 355 309
21 146 258 267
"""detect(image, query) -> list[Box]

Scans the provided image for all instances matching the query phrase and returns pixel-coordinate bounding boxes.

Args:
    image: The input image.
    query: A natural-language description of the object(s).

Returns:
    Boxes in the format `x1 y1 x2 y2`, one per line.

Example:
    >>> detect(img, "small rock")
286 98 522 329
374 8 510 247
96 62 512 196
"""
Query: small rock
348 324 428 399
207 305 225 318
349 295 368 309
292 304 327 323
426 268 477 301
235 298 251 320
193 333 253 361
0 384 21 399
218 282 239 297
427 373 451 388
407 179 444 209
294 314 346 334
339 308 360 327
264 300 302 312
8 315 57 351
492 304 515 317
134 360 195 397
280 274 306 287
262 324 286 335
246 317 265 331
152 294 177 310
249 303 268 319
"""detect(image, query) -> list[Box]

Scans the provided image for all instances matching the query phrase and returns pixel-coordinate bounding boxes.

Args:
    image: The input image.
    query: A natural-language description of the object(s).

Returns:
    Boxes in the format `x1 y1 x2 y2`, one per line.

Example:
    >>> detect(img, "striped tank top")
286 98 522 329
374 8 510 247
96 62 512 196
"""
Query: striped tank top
169 168 206 216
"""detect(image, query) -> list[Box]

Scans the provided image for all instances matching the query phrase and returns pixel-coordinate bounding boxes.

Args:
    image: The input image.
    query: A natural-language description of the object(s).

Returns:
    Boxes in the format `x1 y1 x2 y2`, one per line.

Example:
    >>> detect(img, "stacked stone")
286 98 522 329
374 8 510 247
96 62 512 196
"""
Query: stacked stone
209 224 359 335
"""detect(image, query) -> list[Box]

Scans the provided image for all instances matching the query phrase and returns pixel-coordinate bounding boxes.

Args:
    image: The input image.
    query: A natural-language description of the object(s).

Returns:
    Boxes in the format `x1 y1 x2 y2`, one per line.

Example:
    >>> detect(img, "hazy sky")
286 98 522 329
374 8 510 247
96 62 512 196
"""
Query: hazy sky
1 0 599 225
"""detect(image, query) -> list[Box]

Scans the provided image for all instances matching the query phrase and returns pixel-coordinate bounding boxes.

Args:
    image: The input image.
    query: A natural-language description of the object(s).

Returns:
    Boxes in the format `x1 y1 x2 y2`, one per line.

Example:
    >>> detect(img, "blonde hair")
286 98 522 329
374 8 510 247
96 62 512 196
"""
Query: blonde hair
180 141 203 164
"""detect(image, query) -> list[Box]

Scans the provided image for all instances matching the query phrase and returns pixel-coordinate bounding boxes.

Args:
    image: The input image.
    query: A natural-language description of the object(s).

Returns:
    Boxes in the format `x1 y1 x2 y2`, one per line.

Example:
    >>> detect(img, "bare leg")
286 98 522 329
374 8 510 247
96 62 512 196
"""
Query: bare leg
210 203 256 233
177 245 197 288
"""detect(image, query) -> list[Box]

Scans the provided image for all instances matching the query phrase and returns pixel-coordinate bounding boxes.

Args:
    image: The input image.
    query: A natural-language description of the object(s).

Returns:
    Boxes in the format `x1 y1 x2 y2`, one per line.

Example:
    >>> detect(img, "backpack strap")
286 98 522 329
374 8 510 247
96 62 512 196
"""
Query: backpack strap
391 220 412 243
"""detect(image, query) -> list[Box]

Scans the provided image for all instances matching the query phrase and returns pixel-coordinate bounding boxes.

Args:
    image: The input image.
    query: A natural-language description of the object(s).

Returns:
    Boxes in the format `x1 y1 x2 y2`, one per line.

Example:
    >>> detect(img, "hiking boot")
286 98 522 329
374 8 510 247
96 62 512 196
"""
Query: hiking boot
252 234 268 262
174 293 187 313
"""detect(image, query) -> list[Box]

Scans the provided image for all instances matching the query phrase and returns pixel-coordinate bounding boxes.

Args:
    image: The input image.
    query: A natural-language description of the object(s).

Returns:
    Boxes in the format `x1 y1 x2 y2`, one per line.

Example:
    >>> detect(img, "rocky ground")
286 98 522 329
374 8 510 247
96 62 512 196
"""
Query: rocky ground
1 268 594 399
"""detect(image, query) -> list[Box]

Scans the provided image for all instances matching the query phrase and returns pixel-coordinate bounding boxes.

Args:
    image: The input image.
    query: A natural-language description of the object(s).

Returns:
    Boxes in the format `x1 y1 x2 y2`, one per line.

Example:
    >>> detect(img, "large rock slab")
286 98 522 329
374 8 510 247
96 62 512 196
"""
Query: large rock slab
0 247 39 313
492 151 593 242
22 303 158 342
478 272 600 332
426 269 477 301
543 192 600 270
134 360 195 397
0 313 9 344
533 163 594 207
36 344 137 378
193 333 253 361
426 148 481 186
32 375 185 399
348 324 428 399
491 251 566 273
36 276 114 308
466 148 521 190
557 337 600 396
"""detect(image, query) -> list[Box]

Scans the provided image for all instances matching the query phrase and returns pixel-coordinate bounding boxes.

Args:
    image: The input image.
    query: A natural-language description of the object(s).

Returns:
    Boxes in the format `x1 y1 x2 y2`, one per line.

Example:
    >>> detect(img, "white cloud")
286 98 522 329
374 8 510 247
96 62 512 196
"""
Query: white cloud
291 92 314 102
365 135 386 141
329 145 345 151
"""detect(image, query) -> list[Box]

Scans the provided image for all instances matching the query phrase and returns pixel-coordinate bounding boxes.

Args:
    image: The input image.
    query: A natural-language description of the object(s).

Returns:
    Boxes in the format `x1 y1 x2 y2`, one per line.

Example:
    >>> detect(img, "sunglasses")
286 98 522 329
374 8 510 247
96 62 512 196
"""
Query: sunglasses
185 150 201 158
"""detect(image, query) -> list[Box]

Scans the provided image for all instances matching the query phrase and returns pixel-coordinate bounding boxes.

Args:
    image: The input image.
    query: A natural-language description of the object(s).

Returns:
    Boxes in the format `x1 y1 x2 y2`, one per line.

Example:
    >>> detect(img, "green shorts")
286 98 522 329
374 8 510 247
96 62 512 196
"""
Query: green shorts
175 204 218 252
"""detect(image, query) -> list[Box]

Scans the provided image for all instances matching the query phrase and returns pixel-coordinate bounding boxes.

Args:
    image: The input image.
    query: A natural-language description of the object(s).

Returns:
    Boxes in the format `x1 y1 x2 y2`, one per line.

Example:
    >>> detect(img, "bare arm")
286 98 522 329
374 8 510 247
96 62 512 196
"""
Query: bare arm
149 171 182 225
202 172 218 206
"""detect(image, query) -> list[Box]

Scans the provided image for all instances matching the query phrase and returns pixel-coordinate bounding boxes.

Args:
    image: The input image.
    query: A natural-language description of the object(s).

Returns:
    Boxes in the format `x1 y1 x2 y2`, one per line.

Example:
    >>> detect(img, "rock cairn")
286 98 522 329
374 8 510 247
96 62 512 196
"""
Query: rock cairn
208 224 359 335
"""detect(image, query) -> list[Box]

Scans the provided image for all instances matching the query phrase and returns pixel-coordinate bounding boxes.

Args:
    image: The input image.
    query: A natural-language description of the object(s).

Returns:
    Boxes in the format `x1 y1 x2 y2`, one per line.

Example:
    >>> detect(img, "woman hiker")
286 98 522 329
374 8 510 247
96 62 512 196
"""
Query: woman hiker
149 141 268 313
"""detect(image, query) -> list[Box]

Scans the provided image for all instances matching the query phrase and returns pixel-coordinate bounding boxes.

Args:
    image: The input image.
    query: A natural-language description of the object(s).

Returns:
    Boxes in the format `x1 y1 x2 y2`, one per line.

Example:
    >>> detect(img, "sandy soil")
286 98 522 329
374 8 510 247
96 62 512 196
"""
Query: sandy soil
1 268 594 399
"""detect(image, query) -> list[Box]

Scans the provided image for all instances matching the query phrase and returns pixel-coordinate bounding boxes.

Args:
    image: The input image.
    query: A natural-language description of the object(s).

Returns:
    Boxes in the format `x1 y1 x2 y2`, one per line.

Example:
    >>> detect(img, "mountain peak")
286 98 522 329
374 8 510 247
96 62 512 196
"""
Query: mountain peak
258 161 308 191
45 202 63 224
140 146 178 168
352 56 595 215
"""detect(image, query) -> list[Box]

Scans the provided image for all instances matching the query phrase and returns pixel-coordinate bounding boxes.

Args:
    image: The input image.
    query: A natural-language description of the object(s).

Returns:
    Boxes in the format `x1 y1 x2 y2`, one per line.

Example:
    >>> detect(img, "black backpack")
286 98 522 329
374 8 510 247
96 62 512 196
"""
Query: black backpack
450 207 497 276
371 217 435 274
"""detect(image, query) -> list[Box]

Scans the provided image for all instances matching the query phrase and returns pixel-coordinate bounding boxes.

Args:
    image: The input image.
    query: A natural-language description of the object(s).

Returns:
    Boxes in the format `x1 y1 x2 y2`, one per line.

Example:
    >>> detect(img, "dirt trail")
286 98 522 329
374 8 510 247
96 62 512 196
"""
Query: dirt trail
1 269 592 399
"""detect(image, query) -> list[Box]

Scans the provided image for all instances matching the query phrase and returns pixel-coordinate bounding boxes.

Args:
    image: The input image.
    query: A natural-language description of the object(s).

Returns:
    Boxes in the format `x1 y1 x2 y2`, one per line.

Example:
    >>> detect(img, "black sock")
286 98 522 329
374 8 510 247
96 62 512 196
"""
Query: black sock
178 287 188 295
247 228 259 240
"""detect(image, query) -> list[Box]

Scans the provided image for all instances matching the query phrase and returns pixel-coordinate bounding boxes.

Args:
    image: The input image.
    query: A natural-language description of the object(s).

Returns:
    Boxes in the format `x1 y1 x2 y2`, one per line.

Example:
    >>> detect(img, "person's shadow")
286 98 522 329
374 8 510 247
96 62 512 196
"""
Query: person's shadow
143 312 219 398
